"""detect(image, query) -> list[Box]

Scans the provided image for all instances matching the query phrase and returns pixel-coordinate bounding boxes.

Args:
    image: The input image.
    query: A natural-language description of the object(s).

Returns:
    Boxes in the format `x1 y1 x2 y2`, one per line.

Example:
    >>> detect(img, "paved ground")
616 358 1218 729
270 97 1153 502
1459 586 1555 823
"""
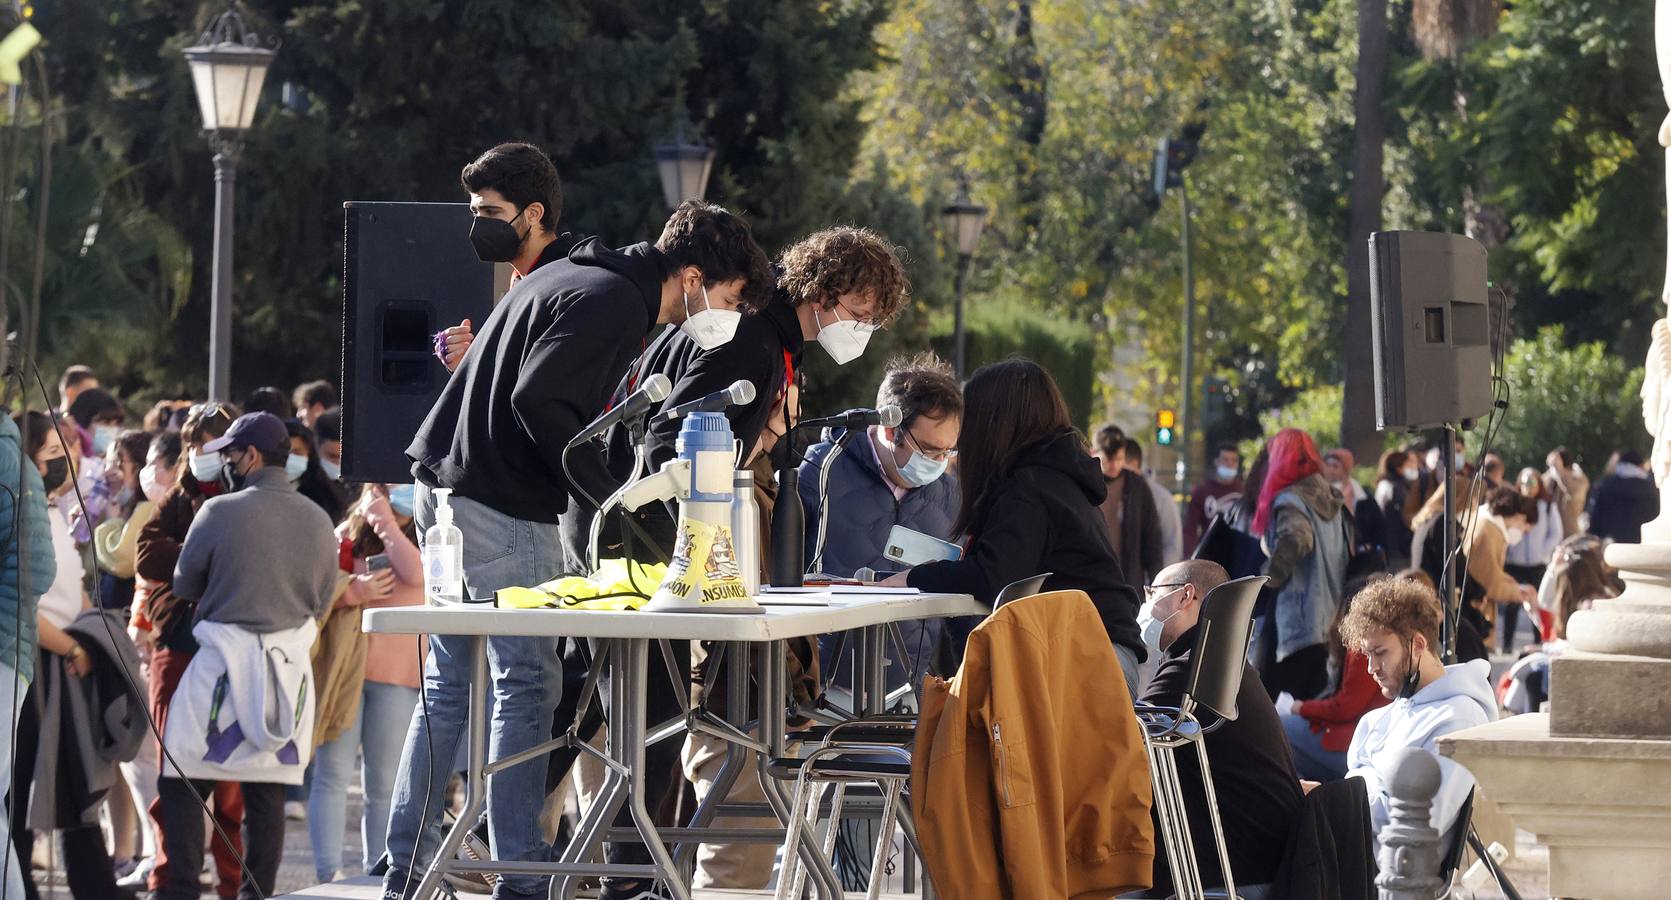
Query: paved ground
24 621 1559 898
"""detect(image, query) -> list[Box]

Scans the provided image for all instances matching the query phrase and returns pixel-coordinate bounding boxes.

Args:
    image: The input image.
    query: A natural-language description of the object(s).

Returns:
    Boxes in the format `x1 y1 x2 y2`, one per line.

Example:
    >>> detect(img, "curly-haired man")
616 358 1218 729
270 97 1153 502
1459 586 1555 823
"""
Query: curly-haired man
1340 576 1497 853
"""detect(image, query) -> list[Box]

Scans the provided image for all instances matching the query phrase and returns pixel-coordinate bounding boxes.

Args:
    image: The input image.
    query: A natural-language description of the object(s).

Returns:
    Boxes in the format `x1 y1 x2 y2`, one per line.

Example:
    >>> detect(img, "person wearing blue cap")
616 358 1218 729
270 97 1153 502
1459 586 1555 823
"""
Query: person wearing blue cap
153 411 339 900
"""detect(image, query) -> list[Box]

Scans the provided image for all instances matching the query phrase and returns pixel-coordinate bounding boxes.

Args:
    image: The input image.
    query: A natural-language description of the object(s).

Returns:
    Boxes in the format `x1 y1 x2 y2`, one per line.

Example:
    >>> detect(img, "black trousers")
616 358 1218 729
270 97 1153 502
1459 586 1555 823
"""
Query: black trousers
8 680 120 900
1502 563 1546 650
157 778 284 900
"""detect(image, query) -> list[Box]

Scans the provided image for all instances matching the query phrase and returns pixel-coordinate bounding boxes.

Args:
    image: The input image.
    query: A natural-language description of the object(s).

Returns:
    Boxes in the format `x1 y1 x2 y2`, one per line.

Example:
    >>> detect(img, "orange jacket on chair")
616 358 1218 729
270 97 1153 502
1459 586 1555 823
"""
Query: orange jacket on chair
912 590 1155 899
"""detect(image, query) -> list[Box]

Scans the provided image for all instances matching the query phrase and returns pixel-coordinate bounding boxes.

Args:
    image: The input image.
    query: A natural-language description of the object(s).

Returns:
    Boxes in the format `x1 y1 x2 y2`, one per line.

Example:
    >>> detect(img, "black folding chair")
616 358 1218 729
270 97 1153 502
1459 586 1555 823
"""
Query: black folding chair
1135 575 1267 900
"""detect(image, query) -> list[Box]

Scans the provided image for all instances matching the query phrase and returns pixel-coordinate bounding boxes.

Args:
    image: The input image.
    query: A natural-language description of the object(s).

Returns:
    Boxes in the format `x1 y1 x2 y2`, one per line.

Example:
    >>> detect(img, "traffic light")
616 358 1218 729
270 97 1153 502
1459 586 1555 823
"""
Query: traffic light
1152 120 1205 198
1155 408 1176 446
1203 376 1228 426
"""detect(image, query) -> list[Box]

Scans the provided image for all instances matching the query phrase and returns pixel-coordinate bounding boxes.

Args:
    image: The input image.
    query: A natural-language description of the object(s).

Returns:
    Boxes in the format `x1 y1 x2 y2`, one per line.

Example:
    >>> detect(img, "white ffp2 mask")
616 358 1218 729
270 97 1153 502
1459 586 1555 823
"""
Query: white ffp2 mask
680 285 742 351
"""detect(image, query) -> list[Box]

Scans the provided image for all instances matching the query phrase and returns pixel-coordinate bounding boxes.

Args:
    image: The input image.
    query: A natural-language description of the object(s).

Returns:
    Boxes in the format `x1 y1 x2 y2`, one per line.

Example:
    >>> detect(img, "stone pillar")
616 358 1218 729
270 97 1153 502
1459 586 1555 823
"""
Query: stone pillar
1376 748 1446 900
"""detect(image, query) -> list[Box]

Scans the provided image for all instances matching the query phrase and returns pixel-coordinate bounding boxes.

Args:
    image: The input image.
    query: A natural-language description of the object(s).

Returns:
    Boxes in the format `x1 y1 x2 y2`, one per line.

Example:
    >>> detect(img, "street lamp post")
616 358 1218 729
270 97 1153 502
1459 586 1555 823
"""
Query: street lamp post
182 7 275 402
941 188 987 381
653 121 716 211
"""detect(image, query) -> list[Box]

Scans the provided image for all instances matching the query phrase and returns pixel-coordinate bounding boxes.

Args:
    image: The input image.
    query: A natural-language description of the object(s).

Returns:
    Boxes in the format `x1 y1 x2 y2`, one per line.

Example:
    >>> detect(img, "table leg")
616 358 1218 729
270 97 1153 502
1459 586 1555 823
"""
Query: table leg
619 637 692 900
861 624 887 716
410 635 490 900
554 644 631 900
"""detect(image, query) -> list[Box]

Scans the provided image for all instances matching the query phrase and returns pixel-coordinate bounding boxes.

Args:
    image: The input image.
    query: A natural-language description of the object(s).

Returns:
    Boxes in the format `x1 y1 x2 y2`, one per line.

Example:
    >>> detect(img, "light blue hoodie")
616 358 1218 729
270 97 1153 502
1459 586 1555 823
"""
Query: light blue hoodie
1345 657 1498 848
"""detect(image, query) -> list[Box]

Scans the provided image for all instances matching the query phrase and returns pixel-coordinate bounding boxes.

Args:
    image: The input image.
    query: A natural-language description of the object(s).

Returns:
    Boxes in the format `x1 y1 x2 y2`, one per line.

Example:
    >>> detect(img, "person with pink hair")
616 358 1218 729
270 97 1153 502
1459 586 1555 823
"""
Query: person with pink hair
1252 429 1353 700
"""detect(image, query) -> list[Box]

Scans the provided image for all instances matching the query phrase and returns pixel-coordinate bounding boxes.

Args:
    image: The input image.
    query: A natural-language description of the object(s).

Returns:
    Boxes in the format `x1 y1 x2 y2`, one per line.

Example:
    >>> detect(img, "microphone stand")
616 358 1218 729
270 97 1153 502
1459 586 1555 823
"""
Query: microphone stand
807 430 861 577
584 415 665 572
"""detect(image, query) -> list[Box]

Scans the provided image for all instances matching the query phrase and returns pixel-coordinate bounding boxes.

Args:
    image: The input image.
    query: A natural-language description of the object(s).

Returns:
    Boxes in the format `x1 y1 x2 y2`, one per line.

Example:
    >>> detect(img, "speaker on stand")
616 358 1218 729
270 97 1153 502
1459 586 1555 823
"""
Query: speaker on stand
1369 230 1494 660
341 201 499 485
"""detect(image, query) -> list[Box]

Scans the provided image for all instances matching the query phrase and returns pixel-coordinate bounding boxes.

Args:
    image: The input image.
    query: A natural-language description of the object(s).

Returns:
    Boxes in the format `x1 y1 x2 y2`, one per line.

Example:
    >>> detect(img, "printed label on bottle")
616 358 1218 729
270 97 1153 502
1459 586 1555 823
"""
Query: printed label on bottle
423 546 463 600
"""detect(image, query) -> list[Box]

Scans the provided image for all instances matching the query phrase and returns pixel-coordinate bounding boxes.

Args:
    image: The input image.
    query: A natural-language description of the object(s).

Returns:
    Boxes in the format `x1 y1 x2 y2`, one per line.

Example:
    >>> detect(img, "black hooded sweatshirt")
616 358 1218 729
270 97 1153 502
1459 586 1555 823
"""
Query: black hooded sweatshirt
907 429 1146 661
601 284 806 554
406 238 665 524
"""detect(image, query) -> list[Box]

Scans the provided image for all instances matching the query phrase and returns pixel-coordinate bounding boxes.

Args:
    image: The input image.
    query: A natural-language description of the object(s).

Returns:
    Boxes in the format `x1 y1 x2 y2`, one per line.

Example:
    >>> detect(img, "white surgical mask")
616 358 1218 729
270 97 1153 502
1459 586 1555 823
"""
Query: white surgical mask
815 305 873 366
188 449 223 484
285 453 309 482
1505 526 1525 547
680 285 742 351
1137 590 1186 651
139 463 165 504
388 483 416 518
1402 466 1419 482
320 458 342 481
1216 465 1238 482
91 424 119 456
898 449 949 488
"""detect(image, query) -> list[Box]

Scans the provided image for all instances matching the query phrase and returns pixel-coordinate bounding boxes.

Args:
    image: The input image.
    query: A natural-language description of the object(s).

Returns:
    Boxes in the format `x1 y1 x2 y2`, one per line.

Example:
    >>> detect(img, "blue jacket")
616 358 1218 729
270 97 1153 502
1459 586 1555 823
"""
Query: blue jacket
797 423 959 578
0 415 56 677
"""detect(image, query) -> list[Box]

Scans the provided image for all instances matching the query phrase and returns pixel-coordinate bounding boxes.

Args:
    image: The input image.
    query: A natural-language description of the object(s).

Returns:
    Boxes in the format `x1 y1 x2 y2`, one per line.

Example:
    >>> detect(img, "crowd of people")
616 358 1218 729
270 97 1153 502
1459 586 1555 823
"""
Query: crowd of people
0 138 1653 900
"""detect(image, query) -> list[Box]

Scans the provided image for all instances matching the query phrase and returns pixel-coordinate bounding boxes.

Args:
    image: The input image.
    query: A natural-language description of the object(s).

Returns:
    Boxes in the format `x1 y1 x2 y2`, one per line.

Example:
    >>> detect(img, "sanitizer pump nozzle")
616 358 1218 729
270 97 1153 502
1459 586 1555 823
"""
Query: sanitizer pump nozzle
423 487 465 605
644 412 760 613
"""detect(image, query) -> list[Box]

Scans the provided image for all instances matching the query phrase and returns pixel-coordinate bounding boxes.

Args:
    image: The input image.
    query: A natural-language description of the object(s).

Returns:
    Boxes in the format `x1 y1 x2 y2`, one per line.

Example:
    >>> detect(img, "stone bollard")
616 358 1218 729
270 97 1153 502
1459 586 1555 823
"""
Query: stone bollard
1376 747 1446 900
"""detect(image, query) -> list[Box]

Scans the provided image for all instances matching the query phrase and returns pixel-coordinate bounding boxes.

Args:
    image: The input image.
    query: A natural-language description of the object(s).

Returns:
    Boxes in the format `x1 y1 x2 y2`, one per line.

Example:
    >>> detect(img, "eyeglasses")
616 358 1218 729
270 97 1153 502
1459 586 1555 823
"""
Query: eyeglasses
904 429 958 463
831 299 882 332
1144 582 1188 600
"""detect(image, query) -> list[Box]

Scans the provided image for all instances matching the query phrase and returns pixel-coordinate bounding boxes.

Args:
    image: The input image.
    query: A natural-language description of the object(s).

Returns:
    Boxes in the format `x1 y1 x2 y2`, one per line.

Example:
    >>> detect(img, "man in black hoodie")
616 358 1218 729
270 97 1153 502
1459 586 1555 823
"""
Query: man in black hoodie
580 226 909 893
386 142 772 900
599 226 912 555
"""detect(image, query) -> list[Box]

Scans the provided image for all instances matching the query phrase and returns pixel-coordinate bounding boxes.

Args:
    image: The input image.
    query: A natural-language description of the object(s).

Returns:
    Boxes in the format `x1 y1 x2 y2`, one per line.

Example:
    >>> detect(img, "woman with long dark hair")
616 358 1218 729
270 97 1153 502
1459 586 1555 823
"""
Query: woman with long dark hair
884 359 1144 687
1373 450 1418 571
286 421 350 524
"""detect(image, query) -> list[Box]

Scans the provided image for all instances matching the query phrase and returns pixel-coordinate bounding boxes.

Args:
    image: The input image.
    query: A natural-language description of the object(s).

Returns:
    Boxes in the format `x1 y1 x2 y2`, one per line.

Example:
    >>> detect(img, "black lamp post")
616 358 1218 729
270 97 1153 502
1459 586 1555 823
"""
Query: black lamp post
653 121 715 211
182 6 276 402
941 187 987 381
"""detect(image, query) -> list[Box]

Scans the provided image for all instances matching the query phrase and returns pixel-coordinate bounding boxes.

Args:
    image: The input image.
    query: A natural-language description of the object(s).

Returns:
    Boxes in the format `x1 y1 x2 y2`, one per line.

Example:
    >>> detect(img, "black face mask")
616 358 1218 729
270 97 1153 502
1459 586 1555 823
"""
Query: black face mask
469 209 528 263
40 457 68 494
221 456 248 493
1398 638 1422 700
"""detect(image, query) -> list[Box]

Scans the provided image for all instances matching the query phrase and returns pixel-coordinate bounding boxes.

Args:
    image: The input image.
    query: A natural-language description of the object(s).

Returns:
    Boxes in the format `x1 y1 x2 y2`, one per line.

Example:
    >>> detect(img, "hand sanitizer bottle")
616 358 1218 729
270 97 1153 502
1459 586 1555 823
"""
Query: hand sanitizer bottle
423 488 465 605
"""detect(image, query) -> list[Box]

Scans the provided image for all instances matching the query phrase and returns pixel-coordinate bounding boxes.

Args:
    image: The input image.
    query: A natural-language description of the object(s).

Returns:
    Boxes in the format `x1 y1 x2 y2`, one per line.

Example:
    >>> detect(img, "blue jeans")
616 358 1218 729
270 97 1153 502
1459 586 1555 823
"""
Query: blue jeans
1281 712 1348 782
309 680 421 882
383 485 565 899
0 664 23 900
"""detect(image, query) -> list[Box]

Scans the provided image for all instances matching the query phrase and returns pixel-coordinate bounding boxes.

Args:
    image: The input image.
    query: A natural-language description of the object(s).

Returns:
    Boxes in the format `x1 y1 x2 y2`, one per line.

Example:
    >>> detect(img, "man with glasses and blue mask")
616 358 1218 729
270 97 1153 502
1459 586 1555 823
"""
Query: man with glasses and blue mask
1136 559 1303 898
799 352 963 677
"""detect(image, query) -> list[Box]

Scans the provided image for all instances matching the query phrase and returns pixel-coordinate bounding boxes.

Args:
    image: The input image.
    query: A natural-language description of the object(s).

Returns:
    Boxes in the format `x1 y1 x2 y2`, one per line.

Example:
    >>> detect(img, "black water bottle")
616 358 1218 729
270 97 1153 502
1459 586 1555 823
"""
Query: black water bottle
770 465 805 587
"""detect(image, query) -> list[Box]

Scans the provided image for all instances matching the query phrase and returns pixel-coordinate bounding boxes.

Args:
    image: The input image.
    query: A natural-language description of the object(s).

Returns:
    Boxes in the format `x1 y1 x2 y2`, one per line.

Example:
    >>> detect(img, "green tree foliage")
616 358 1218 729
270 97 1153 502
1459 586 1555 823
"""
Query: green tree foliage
1486 325 1649 472
1390 0 1664 362
26 0 897 411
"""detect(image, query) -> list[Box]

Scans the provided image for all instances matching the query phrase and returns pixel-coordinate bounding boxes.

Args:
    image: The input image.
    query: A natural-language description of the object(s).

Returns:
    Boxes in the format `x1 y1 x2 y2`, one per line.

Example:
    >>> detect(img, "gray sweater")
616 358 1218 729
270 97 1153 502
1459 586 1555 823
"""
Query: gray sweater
174 466 338 633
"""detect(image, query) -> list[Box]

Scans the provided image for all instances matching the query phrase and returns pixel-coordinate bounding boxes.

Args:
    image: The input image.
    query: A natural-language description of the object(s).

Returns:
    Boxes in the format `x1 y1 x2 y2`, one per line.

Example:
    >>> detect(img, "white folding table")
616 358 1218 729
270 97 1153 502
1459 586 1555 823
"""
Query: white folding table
362 592 983 900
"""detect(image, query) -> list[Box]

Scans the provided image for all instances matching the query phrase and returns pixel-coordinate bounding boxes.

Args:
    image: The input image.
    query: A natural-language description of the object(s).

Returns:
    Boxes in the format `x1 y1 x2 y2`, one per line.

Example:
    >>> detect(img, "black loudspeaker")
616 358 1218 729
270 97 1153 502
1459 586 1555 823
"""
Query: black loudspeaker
341 201 495 484
1368 230 1494 430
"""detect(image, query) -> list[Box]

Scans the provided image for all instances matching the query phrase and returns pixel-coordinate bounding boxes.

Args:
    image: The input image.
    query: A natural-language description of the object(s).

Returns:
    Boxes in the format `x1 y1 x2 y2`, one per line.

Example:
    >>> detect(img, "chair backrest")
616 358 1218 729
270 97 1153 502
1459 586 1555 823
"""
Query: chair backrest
994 573 1051 608
1185 574 1268 722
1437 788 1477 882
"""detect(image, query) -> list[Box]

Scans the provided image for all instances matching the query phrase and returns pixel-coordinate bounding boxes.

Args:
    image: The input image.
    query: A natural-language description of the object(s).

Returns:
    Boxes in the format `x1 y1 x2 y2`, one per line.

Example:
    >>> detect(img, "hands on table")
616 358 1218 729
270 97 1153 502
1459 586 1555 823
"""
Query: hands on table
878 570 912 588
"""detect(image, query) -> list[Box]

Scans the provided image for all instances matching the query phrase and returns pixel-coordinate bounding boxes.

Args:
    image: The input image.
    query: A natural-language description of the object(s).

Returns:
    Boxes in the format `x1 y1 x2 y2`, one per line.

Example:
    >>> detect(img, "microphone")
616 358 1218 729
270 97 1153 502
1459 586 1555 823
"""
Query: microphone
794 405 903 433
652 379 757 424
566 373 672 447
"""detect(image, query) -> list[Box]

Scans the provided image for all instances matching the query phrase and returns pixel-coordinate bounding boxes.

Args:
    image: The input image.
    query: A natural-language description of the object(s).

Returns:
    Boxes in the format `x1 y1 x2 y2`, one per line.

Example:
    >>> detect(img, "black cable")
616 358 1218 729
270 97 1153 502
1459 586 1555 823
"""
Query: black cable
24 354 268 899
